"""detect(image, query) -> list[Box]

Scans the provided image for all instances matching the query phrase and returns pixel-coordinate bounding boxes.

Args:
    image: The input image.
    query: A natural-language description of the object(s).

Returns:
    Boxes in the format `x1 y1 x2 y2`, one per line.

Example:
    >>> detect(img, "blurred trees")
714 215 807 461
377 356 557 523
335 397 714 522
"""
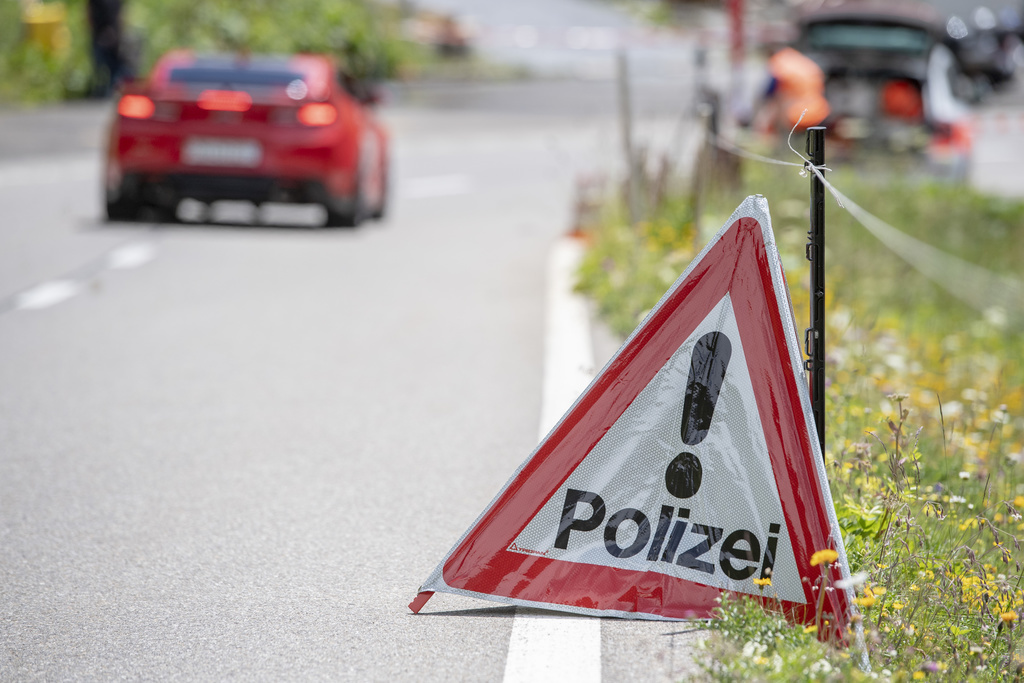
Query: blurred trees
129 0 408 79
0 0 92 103
0 0 411 104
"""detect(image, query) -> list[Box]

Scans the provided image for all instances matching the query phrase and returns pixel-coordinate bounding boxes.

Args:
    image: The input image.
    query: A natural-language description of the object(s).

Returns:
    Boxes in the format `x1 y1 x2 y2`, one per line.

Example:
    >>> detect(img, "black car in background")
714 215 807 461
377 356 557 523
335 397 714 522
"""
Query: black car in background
796 0 973 179
927 0 1023 90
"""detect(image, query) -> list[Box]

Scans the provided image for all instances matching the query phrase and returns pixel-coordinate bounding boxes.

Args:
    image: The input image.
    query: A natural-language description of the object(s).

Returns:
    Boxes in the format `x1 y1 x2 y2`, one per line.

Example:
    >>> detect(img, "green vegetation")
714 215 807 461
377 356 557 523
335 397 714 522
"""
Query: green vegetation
578 159 1024 680
0 0 416 104
0 0 92 102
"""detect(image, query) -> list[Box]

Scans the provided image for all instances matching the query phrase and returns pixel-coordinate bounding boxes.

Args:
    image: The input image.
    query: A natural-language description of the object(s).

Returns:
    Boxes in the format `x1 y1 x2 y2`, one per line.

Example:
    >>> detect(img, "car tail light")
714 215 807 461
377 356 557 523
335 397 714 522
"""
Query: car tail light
932 121 973 152
118 94 155 119
297 103 337 126
198 89 252 112
881 80 923 121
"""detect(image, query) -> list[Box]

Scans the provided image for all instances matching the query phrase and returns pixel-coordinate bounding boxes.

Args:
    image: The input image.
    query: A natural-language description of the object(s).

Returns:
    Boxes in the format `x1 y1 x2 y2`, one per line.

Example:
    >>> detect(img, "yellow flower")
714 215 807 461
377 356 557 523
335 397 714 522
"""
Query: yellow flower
854 595 877 608
1015 495 1024 508
1001 611 1018 623
804 624 818 634
913 672 926 680
753 577 771 587
810 549 839 567
892 601 905 610
910 584 921 592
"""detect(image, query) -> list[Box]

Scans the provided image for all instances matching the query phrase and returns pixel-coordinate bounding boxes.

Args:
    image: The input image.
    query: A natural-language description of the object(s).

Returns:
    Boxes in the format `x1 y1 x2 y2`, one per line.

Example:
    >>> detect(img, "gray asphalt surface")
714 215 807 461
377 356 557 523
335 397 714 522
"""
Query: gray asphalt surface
0 78 703 679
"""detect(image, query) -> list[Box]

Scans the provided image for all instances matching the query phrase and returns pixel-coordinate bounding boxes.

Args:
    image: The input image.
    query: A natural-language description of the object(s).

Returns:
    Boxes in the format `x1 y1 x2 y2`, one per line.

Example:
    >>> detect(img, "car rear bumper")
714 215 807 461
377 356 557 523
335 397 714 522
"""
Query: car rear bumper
111 172 356 210
109 124 358 197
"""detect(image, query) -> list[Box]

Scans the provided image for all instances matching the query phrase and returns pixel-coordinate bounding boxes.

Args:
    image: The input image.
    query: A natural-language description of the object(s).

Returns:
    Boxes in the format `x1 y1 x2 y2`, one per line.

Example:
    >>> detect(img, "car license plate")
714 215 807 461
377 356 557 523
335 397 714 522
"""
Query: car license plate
182 138 262 168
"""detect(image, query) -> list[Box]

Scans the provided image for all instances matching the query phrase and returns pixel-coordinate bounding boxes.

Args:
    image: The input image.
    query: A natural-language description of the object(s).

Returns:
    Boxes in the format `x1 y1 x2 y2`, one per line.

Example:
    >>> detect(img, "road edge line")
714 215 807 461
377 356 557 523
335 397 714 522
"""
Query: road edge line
502 235 601 683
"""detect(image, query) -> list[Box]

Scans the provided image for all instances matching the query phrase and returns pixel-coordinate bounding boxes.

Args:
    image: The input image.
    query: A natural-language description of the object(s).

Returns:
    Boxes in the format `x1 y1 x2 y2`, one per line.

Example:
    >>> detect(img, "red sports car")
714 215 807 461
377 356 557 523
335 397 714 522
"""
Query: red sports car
105 51 389 227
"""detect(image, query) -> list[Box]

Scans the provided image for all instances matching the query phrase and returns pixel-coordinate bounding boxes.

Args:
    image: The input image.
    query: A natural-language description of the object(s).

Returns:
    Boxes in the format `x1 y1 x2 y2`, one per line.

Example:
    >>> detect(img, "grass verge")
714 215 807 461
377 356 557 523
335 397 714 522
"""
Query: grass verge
577 157 1024 681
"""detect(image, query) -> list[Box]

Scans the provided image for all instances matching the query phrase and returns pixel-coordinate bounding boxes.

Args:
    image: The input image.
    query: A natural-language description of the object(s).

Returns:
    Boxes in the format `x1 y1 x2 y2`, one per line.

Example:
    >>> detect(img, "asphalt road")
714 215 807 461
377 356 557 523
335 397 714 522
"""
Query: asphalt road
0 75 705 680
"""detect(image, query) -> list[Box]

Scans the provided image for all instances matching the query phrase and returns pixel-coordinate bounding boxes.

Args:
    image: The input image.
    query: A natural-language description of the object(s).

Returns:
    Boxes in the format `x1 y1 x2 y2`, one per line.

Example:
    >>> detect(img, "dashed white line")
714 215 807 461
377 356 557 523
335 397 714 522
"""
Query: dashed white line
107 241 156 270
5 239 157 314
15 280 83 310
503 236 601 683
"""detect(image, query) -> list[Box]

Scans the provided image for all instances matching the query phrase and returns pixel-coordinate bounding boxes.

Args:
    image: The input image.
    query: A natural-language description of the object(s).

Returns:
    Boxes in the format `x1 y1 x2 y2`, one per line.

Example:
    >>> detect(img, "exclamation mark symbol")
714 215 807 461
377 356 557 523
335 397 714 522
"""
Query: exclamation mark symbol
665 331 732 499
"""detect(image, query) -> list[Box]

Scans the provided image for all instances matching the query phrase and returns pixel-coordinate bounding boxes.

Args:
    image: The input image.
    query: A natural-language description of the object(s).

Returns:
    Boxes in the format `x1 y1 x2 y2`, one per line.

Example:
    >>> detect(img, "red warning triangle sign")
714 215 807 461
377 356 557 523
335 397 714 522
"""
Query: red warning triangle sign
412 196 854 636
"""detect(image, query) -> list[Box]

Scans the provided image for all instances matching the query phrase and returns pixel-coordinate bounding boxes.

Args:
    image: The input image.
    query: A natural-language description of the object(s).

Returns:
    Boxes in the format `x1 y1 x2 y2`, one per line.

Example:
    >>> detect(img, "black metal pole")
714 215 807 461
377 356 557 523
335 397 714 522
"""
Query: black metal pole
805 126 826 458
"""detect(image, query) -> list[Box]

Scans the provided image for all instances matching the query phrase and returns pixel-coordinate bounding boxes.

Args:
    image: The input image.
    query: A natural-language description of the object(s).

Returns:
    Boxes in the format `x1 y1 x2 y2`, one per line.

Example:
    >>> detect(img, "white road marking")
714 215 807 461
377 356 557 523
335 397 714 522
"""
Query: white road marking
15 280 83 310
107 241 156 270
402 174 472 199
503 236 601 683
6 240 157 315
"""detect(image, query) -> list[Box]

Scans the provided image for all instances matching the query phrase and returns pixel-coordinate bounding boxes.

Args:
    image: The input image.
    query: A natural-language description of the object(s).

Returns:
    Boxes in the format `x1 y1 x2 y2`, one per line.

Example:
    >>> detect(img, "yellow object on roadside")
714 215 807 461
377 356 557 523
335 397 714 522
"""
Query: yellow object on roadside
22 2 71 56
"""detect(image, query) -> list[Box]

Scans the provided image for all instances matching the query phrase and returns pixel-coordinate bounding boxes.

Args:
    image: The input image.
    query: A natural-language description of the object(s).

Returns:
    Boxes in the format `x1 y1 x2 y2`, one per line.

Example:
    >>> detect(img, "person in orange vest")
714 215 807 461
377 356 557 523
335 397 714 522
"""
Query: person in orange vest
753 47 830 138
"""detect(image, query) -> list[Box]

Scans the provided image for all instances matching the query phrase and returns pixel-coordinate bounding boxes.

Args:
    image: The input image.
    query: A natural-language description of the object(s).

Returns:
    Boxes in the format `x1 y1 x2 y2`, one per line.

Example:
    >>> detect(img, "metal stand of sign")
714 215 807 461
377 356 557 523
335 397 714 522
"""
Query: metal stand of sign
805 126 826 459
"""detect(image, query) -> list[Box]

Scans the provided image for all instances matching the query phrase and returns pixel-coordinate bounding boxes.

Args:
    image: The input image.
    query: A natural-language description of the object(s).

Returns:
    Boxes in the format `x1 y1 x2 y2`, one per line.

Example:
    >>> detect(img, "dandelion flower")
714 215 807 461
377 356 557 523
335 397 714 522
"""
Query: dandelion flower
892 601 905 610
913 672 926 680
803 624 818 634
753 577 771 587
1001 611 1018 623
854 595 877 608
810 549 839 566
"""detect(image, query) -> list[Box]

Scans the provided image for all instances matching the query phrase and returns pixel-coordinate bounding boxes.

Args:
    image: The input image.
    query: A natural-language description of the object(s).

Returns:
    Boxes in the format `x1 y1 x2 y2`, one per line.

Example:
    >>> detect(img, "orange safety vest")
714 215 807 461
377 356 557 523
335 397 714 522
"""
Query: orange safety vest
769 47 829 128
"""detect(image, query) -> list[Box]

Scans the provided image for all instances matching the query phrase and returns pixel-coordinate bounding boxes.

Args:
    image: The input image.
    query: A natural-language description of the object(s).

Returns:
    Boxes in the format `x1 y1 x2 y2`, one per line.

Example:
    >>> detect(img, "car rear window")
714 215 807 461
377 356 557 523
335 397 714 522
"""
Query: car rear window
807 23 931 54
168 67 305 88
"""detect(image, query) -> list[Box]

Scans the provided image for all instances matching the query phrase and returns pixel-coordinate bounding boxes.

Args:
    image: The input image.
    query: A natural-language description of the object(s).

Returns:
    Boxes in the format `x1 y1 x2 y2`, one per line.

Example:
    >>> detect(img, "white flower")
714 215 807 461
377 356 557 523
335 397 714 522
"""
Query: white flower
809 659 833 675
985 306 1008 329
836 571 869 590
772 654 783 673
742 640 767 658
951 495 967 504
959 471 971 480
942 400 964 418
